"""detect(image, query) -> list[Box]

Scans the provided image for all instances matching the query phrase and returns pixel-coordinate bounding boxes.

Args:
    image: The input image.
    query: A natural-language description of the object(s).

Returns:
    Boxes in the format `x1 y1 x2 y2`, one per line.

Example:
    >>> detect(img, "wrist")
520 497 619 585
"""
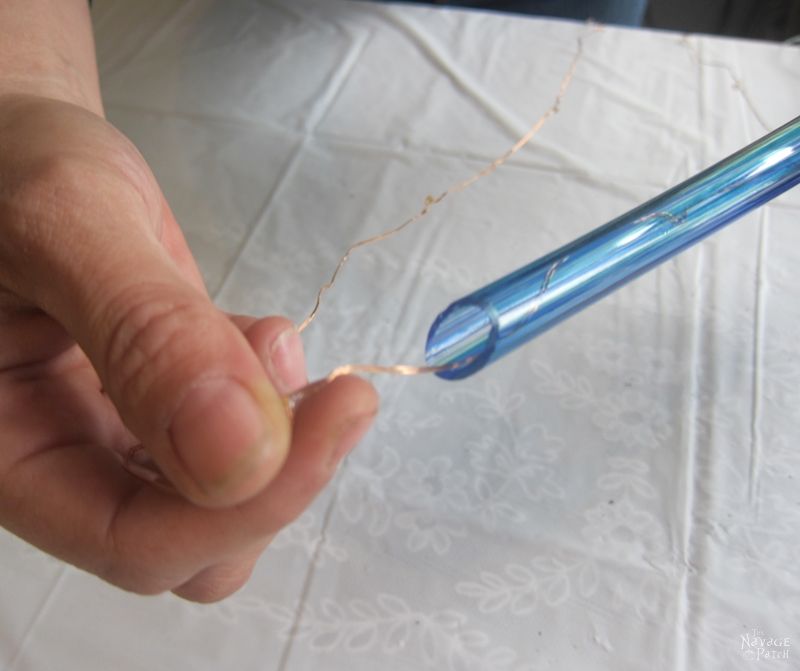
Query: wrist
0 74 101 116
0 0 103 116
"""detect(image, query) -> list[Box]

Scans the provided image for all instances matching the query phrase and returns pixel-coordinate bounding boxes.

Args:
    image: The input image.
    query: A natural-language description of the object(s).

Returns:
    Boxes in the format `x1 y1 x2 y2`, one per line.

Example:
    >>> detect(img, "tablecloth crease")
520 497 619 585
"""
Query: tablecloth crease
1 1 798 670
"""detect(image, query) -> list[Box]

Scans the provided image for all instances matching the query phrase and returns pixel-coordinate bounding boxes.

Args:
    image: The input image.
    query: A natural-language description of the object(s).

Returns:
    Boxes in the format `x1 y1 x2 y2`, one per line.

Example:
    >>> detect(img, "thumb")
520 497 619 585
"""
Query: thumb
15 185 289 509
75 239 290 507
0 99 291 507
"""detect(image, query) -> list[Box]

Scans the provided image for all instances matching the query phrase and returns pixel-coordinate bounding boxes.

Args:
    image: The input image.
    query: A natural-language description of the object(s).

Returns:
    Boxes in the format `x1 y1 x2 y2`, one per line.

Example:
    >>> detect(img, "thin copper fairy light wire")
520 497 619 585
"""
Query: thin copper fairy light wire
327 362 457 378
679 35 770 134
119 358 476 489
296 28 598 344
284 360 476 414
120 29 596 488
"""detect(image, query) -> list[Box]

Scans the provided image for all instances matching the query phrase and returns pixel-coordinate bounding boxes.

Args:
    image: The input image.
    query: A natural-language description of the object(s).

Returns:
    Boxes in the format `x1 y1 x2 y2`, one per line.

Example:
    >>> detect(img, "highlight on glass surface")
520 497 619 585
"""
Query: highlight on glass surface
425 115 800 380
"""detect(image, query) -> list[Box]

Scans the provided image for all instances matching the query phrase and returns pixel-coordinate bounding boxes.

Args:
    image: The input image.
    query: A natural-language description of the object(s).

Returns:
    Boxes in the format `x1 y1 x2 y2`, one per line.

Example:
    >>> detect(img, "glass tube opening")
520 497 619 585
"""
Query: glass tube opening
425 300 498 380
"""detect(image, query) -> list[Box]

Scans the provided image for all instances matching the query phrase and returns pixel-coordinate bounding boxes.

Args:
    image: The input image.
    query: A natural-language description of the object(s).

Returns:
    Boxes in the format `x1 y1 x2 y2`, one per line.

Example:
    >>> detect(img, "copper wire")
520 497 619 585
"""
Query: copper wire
119 29 600 490
296 28 596 339
291 27 599 385
327 362 456 378
680 35 770 133
284 358 477 416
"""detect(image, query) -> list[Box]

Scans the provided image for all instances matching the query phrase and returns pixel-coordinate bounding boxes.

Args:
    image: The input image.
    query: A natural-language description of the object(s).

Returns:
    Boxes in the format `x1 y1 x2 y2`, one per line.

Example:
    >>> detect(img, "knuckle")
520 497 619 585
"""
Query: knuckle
0 150 150 298
98 283 223 427
100 498 173 596
173 563 254 604
0 154 84 283
16 151 86 204
175 583 239 604
98 551 173 597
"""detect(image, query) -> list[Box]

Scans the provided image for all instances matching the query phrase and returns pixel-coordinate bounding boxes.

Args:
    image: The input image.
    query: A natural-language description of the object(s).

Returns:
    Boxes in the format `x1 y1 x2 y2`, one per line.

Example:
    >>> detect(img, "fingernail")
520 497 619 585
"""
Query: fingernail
170 377 272 497
330 412 376 468
267 327 306 394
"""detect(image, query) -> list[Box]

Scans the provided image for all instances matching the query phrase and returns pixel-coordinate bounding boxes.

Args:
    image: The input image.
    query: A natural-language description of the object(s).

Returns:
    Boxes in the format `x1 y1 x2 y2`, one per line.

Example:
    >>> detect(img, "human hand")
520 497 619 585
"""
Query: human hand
0 94 378 602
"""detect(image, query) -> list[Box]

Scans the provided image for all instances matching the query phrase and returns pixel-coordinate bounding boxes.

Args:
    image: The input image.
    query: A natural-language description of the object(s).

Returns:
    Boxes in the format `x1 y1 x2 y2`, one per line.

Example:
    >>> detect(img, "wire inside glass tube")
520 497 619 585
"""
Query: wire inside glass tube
426 114 800 379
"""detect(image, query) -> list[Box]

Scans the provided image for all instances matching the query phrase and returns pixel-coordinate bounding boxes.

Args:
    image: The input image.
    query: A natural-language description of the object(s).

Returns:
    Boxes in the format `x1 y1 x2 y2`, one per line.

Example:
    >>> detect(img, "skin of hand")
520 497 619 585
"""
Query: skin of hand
0 2 378 602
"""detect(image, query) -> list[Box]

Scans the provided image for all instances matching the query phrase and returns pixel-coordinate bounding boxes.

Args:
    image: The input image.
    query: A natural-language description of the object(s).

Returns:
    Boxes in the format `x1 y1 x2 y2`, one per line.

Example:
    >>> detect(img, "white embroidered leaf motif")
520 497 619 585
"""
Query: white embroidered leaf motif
320 599 346 621
505 563 535 584
456 629 490 649
430 610 465 631
349 598 379 620
510 590 538 616
345 623 378 652
482 645 517 669
528 359 594 409
421 627 438 665
456 573 513 614
309 627 344 652
541 573 570 607
383 620 411 654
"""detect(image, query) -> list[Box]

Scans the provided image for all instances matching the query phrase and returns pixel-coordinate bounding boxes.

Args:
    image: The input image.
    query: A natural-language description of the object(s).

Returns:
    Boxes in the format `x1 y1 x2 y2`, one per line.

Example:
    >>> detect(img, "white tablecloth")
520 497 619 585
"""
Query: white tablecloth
2 1 799 669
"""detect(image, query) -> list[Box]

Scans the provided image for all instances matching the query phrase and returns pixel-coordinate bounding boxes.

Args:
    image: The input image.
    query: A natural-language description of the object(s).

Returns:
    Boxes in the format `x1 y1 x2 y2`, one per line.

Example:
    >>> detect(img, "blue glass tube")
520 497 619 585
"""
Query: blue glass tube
425 115 800 380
